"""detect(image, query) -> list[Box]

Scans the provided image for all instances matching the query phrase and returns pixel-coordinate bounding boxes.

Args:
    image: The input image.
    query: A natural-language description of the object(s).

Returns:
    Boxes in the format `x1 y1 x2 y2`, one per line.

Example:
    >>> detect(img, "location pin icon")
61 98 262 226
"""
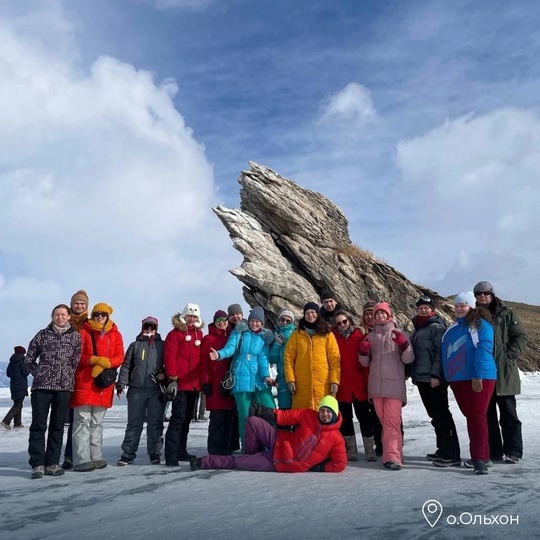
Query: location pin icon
422 500 443 528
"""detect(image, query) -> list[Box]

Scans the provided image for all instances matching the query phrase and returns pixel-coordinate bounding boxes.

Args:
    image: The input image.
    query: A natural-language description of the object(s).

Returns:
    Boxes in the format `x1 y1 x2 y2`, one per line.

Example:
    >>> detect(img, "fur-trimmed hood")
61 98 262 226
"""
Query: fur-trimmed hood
234 321 275 345
171 312 206 331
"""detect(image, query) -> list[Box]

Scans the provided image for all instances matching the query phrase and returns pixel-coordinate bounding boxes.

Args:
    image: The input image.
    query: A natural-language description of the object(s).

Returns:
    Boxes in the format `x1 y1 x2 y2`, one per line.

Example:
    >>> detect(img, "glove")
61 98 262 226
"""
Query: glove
330 383 338 396
91 365 104 378
287 382 296 394
392 331 409 353
358 339 371 356
249 402 277 424
166 380 178 398
274 333 285 345
116 383 126 397
89 356 112 368
202 383 212 397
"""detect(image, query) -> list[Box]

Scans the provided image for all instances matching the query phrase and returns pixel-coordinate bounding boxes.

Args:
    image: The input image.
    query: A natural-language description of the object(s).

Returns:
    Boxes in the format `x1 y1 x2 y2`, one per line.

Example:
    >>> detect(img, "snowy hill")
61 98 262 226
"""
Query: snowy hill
1 376 539 540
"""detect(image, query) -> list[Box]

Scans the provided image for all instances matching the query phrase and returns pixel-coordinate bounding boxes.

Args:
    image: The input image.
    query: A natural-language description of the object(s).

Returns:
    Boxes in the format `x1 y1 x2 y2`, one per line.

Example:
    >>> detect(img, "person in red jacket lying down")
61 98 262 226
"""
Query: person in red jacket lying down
190 395 347 473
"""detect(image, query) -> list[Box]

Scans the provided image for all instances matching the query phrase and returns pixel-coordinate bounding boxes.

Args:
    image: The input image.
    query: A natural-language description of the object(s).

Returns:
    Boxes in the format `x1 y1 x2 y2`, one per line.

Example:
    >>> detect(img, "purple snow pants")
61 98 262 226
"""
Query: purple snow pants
202 416 277 472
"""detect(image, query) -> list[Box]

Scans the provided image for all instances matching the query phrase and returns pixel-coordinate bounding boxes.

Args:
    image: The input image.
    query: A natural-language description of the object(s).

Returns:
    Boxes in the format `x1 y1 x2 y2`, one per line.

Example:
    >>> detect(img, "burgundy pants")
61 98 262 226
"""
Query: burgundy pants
202 416 277 472
450 380 495 461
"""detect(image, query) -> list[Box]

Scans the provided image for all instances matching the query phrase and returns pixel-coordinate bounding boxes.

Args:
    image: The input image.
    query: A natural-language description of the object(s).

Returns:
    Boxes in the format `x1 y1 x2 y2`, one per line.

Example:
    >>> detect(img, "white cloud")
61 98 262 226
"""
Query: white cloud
319 83 376 124
0 3 242 357
396 108 540 302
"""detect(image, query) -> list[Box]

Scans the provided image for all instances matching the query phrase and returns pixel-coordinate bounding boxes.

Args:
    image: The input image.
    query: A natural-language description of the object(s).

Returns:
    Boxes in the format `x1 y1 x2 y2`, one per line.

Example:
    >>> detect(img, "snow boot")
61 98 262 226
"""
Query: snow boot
363 436 377 462
344 435 358 461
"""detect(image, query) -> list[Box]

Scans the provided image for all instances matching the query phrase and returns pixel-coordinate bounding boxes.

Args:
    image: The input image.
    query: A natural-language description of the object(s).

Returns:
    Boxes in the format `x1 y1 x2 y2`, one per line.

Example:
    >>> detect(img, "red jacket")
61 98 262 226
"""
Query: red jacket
272 408 347 473
164 314 204 391
71 322 124 408
200 323 235 410
333 328 369 402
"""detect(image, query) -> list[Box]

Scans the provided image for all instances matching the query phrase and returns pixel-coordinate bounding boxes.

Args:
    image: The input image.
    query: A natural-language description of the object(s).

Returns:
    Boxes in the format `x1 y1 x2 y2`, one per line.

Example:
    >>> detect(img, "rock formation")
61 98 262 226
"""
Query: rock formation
213 162 538 370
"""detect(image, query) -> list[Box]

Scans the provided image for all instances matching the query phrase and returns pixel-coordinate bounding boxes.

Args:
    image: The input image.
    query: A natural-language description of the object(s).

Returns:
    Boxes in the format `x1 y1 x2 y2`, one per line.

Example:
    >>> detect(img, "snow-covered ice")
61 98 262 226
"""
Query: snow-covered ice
1 375 539 540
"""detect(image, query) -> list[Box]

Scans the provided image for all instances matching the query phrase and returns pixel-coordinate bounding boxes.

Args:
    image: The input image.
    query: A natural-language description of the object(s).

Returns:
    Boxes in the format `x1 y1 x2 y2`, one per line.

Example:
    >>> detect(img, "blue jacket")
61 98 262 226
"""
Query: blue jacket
441 318 497 382
269 322 296 409
216 323 273 393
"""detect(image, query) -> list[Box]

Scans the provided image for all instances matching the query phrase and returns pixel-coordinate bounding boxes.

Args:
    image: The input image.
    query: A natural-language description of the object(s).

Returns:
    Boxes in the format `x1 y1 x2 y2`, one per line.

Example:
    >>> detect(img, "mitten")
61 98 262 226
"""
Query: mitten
97 357 112 368
91 365 105 378
89 356 100 366
202 383 212 397
392 331 409 353
358 339 371 356
249 402 276 424
274 333 285 345
166 380 178 398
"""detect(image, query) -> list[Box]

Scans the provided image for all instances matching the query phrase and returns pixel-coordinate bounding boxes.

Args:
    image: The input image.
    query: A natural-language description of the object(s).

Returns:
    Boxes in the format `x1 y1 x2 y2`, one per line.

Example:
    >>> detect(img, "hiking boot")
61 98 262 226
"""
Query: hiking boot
178 450 196 461
432 458 461 467
150 454 161 465
491 455 505 462
31 466 45 479
464 459 493 468
505 454 520 464
190 457 202 471
117 456 134 466
165 460 179 467
62 457 73 470
1 421 11 430
14 424 25 429
426 452 440 461
45 465 65 476
473 461 489 475
73 462 96 472
93 460 108 469
383 461 402 471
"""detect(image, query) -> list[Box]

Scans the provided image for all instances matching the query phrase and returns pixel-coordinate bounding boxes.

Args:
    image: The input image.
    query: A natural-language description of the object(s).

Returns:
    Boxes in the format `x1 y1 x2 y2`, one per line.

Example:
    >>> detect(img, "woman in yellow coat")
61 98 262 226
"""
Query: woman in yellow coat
284 302 340 410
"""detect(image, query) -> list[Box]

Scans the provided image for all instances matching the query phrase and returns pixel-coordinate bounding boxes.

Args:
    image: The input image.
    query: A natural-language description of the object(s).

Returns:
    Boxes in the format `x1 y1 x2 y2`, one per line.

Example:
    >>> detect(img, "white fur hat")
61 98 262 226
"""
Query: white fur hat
180 303 202 328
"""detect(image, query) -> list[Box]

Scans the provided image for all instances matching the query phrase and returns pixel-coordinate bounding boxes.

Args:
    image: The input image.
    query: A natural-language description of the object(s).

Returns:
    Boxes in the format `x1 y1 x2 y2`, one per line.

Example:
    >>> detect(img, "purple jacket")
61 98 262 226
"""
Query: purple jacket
359 322 414 404
25 325 82 392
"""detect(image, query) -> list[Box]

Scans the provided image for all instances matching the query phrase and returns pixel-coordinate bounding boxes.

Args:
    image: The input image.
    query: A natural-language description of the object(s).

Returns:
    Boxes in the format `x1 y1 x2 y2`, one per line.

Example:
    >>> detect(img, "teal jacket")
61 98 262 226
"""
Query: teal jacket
270 322 296 409
216 323 273 393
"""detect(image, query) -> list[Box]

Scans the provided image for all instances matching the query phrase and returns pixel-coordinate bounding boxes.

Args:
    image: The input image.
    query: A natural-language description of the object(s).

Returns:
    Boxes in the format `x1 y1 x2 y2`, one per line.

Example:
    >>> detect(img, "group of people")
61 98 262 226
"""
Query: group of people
1 280 526 478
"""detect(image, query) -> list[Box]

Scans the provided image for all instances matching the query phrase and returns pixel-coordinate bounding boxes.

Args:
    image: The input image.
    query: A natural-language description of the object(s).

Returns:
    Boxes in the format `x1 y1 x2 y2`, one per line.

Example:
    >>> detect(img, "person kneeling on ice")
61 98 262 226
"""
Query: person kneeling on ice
190 395 347 473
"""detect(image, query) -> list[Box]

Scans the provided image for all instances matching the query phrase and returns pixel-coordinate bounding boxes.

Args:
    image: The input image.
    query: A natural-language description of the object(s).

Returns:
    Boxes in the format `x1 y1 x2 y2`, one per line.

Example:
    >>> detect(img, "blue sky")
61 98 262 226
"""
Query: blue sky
1 0 540 359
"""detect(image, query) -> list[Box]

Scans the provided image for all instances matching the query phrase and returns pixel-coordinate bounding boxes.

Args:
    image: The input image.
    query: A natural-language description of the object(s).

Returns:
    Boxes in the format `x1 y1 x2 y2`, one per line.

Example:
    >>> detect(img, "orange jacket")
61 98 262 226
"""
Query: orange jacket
71 322 124 408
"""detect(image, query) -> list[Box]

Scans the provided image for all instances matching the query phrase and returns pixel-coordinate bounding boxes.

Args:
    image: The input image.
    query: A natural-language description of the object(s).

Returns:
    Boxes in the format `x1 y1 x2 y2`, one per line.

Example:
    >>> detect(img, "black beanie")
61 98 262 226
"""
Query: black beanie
320 290 336 302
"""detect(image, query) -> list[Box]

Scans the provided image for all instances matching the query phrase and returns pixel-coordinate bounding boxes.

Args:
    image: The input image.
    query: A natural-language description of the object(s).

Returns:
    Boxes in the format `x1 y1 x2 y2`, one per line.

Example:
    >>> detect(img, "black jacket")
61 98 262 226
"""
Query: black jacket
410 315 447 384
7 353 29 400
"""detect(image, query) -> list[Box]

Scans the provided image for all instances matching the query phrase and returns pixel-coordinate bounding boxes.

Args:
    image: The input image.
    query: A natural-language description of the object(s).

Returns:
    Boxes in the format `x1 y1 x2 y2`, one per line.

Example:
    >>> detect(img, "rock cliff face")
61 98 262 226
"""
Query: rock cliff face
213 162 538 370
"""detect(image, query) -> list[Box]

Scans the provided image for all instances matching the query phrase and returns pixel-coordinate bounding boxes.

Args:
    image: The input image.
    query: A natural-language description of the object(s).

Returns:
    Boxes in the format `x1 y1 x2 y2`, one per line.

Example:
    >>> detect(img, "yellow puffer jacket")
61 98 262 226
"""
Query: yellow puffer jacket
284 329 340 410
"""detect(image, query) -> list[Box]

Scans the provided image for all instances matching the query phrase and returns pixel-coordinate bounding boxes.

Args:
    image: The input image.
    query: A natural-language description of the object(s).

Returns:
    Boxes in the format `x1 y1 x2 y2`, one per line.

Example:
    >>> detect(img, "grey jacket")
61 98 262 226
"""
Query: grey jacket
410 315 447 384
25 325 82 392
118 334 164 389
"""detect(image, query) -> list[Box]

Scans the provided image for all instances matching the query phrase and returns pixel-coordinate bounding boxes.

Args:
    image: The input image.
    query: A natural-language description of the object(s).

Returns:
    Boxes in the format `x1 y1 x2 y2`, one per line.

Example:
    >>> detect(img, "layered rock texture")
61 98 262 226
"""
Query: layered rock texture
213 162 538 371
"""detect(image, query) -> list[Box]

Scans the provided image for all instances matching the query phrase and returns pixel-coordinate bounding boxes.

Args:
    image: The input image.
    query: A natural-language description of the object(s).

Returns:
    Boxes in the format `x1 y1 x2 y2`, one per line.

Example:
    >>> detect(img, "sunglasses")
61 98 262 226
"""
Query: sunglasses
475 291 492 296
215 317 228 324
280 317 292 324
335 319 349 327
92 312 108 318
143 323 157 330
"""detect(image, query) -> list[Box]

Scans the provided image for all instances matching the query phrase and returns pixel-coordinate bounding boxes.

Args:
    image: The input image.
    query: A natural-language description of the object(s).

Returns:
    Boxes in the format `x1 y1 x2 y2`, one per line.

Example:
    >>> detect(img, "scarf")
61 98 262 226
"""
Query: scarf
373 320 396 353
70 311 89 332
52 323 71 335
88 317 113 335
338 326 353 338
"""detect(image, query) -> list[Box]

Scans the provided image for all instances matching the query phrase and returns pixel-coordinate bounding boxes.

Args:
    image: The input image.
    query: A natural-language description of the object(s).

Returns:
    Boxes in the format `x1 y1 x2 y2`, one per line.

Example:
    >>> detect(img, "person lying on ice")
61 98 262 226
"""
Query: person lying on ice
190 395 347 472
